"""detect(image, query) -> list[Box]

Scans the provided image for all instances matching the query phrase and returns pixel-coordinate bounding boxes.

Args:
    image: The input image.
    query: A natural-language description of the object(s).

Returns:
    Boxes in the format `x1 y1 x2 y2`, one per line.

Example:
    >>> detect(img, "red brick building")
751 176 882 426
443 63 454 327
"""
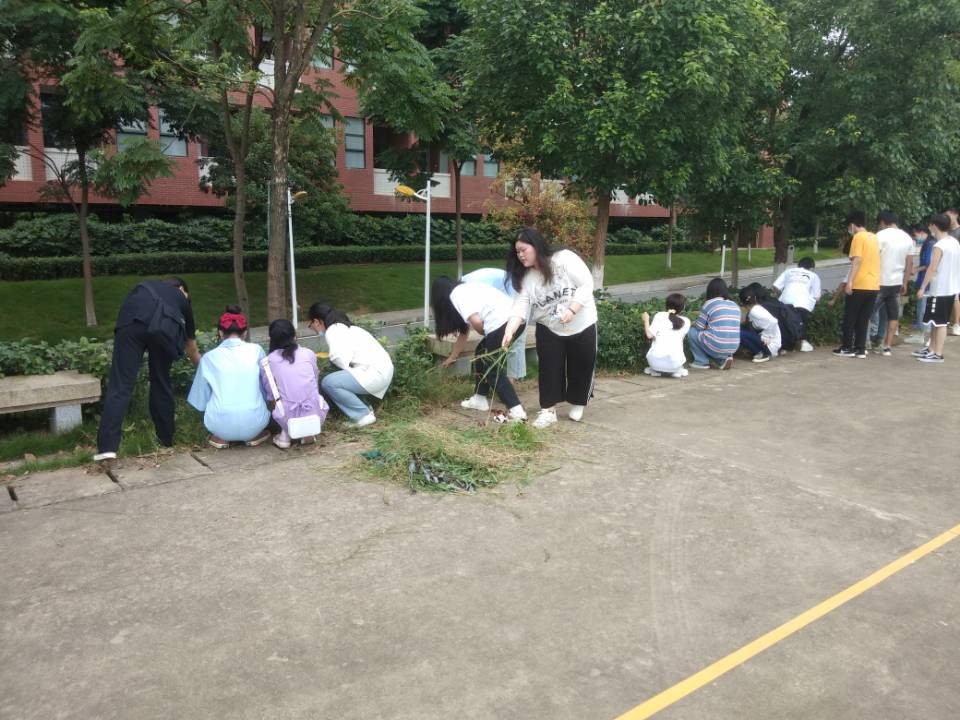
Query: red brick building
0 60 676 225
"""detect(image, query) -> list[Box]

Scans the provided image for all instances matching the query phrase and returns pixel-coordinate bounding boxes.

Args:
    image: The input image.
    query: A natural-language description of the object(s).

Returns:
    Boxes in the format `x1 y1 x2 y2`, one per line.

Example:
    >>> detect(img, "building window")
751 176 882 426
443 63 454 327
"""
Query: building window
116 118 148 152
40 90 72 149
436 150 450 174
461 155 476 176
320 115 334 129
344 117 365 169
158 109 187 157
482 151 499 178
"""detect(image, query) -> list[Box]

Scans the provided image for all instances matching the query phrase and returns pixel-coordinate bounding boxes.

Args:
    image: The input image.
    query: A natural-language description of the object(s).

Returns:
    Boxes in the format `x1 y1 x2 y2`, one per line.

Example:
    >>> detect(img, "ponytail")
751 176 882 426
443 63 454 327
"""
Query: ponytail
665 293 686 330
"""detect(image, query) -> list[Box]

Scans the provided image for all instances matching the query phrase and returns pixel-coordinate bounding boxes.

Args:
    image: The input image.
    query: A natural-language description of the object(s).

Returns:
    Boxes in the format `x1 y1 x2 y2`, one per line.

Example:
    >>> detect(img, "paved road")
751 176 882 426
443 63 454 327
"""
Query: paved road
2 341 958 719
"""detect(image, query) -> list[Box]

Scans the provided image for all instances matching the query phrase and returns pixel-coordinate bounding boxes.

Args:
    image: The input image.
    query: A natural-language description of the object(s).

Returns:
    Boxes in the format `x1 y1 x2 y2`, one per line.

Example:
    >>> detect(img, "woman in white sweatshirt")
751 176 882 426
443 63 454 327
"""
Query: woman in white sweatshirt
308 303 394 428
501 227 598 428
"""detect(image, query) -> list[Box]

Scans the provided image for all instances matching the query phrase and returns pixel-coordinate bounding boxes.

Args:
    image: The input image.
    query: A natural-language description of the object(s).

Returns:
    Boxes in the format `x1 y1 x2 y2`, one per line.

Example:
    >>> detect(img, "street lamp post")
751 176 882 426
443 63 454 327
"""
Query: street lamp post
287 189 308 328
395 179 432 328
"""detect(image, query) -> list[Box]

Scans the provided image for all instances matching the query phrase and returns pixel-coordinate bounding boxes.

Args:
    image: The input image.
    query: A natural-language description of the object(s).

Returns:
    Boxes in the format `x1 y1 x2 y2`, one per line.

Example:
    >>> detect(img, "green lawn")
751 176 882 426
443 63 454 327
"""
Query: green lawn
0 249 840 343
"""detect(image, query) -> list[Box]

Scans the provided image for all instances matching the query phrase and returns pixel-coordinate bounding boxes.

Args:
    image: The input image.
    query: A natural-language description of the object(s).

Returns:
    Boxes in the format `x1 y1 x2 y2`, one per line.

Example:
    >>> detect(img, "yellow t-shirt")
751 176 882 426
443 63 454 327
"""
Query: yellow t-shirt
849 230 880 291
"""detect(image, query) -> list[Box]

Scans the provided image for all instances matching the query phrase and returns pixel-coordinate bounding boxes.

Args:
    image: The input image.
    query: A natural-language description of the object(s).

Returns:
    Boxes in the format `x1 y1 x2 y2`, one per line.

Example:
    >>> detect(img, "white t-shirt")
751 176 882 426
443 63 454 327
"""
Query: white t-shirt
773 267 821 312
324 323 394 398
748 304 781 354
511 249 598 336
928 235 960 297
450 282 512 335
876 226 915 286
646 312 690 373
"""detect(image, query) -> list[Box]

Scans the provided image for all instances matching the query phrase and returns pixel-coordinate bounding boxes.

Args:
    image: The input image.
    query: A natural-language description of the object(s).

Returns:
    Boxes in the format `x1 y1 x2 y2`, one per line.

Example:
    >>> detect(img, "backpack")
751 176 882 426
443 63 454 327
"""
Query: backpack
141 282 187 357
760 298 804 350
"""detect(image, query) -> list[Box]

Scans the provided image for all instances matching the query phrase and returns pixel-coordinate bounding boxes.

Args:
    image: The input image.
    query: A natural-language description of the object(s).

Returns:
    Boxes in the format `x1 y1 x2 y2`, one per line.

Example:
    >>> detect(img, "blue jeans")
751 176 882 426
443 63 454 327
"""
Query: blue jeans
320 371 373 421
917 295 927 326
686 326 731 366
740 326 768 356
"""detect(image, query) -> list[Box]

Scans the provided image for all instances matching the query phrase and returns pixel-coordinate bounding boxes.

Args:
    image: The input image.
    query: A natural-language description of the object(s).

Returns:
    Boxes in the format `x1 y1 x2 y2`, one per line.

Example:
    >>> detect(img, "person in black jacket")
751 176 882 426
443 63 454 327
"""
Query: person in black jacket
94 277 201 463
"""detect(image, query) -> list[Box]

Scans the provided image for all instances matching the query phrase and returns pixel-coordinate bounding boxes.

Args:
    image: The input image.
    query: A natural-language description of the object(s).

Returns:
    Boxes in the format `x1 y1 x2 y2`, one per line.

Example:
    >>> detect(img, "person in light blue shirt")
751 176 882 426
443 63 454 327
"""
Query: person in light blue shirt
461 267 527 380
187 306 271 448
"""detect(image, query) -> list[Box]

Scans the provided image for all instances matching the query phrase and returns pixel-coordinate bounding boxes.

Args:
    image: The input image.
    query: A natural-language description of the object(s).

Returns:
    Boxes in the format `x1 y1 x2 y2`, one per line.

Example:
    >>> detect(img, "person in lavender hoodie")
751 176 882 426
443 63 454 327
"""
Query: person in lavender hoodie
260 319 329 449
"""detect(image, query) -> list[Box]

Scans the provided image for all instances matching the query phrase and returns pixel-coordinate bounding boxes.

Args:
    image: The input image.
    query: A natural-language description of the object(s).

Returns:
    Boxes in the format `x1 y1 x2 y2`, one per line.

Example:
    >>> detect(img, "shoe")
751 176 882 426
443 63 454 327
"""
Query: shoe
93 451 117 463
568 404 585 422
671 369 688 378
832 347 856 357
752 353 770 363
855 351 868 359
460 394 491 412
690 363 711 370
208 435 230 449
643 367 660 376
299 435 317 445
918 353 944 363
273 431 292 450
349 412 377 428
507 405 527 422
911 346 931 357
720 357 734 370
800 340 814 352
881 347 892 357
532 408 558 429
245 429 271 447
950 324 960 336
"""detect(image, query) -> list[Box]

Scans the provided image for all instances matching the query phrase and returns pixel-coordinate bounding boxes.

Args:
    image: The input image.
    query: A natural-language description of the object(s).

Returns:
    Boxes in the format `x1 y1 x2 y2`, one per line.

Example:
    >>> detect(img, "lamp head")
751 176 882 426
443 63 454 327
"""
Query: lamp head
291 191 308 203
394 184 417 198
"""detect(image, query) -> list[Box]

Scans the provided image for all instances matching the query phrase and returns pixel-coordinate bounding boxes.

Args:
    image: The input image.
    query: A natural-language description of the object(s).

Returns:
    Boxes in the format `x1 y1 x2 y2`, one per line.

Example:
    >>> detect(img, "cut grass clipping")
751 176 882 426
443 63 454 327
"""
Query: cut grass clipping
364 420 543 492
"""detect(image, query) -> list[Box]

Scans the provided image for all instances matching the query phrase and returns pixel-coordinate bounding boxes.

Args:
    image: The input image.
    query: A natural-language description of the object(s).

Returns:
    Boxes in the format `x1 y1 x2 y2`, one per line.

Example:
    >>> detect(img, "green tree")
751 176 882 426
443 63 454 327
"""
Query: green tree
460 0 785 286
3 0 174 326
766 0 960 258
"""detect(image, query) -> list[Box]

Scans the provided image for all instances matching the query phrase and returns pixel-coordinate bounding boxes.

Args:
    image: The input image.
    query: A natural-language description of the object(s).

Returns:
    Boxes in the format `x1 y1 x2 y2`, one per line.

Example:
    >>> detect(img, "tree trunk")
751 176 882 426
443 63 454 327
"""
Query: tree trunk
232 162 250 310
78 153 97 327
773 195 794 277
267 102 291 320
591 192 611 288
731 225 741 290
454 162 463 279
667 200 677 270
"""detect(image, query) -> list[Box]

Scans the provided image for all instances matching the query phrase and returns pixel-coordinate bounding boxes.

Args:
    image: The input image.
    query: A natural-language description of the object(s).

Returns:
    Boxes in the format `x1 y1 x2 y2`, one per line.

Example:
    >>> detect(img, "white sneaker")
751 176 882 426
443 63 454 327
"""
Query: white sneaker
643 367 660 377
951 324 960 336
532 408 558 429
671 368 689 378
93 451 117 463
568 404 585 422
507 405 527 422
800 340 814 352
350 412 377 428
273 431 291 449
460 394 490 412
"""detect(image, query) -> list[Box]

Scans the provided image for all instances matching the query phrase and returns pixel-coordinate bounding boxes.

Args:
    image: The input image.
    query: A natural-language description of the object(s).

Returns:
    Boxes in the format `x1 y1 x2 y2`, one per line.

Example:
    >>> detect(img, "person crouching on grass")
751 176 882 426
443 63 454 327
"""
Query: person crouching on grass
642 293 690 378
739 286 782 363
914 213 960 363
187 307 271 449
432 276 528 422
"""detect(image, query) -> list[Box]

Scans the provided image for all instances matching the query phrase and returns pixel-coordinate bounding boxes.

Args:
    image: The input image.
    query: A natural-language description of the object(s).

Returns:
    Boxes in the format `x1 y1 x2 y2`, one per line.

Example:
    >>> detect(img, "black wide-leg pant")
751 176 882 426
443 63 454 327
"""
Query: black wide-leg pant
841 289 879 354
96 322 177 454
535 322 597 408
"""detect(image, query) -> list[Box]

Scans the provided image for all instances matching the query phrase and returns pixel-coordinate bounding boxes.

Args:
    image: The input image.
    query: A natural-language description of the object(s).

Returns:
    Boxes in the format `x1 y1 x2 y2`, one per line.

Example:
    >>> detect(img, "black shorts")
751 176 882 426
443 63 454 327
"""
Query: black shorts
923 295 955 327
876 285 901 318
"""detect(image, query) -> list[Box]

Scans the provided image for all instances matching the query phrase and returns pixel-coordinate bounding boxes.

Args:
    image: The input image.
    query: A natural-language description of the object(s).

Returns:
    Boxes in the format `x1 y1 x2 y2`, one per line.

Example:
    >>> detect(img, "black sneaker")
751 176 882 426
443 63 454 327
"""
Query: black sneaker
854 350 868 358
918 353 944 363
911 346 931 357
832 347 856 357
881 347 892 357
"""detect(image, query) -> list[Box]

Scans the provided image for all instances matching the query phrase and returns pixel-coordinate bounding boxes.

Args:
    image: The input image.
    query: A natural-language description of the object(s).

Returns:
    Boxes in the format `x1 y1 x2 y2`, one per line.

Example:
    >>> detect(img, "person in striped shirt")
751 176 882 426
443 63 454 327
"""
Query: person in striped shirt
686 278 741 369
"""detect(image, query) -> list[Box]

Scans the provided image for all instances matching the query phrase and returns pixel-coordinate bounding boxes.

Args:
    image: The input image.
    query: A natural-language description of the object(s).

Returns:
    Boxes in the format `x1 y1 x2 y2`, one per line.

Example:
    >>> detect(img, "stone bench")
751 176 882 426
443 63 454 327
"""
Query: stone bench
0 371 102 433
429 330 538 375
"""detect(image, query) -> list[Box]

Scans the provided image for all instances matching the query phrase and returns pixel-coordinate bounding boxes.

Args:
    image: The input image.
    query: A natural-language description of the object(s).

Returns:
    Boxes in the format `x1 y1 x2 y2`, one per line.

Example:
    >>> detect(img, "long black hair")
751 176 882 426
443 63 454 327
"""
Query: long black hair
506 227 554 292
308 302 352 328
268 319 298 363
431 276 469 339
705 277 731 301
665 293 686 330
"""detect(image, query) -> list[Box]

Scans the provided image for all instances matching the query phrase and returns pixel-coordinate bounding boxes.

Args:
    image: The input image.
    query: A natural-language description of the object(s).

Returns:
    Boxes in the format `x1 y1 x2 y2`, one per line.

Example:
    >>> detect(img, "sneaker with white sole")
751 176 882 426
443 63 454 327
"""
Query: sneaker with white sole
951 324 960 336
854 351 868 359
273 431 292 449
833 347 856 357
800 340 814 352
350 412 377 428
752 353 770 363
568 404 585 422
671 368 689 378
881 347 892 357
532 408 558 429
93 451 117 463
643 367 660 377
918 353 945 363
690 363 710 370
507 405 527 422
720 357 734 370
911 346 931 357
460 394 490 412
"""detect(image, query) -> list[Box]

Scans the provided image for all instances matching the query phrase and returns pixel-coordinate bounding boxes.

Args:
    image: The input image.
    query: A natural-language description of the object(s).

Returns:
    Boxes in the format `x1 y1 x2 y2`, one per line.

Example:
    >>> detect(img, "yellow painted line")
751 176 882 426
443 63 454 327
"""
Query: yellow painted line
616 522 960 720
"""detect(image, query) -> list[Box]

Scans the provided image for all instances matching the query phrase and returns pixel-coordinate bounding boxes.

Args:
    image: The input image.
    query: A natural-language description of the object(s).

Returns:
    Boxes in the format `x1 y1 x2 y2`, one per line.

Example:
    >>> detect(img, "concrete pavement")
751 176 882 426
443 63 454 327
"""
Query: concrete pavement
2 342 959 719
